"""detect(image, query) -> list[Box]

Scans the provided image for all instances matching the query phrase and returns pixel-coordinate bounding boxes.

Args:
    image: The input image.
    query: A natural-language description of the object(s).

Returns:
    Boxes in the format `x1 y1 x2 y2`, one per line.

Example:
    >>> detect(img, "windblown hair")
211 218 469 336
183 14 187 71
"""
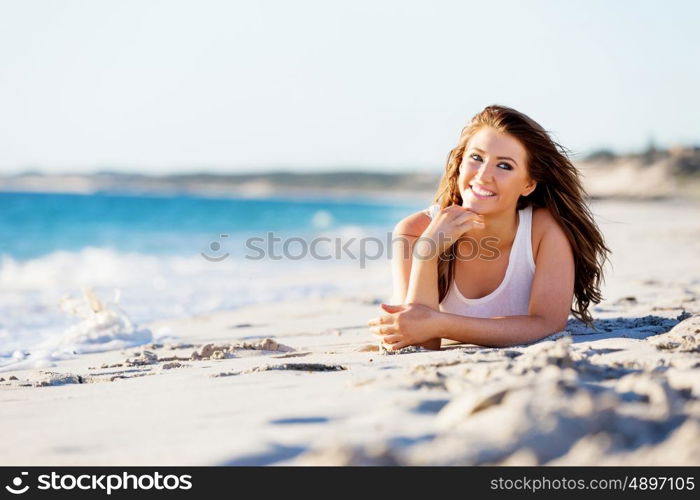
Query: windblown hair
434 105 611 326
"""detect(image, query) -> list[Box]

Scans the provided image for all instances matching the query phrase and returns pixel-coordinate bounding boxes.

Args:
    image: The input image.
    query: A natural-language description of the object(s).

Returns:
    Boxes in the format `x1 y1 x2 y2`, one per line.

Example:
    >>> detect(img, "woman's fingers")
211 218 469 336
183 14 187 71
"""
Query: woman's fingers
367 314 391 327
454 211 484 226
457 218 485 234
369 324 396 335
391 341 410 351
381 334 402 344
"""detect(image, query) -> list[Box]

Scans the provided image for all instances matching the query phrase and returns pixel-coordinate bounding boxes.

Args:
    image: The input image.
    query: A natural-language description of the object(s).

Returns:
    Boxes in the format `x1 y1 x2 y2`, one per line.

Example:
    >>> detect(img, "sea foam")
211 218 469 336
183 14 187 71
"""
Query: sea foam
0 245 390 370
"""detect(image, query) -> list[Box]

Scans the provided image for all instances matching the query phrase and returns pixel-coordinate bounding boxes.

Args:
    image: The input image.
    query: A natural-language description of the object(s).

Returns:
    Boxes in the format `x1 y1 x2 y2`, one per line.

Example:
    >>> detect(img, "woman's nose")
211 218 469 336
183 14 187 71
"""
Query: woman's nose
473 162 494 182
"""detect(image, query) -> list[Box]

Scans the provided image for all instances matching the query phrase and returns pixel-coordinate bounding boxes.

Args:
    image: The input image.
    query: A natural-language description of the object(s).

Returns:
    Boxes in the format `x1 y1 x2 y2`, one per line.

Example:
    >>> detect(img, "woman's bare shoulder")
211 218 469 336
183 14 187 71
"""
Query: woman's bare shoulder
532 205 557 227
531 206 568 258
393 209 432 237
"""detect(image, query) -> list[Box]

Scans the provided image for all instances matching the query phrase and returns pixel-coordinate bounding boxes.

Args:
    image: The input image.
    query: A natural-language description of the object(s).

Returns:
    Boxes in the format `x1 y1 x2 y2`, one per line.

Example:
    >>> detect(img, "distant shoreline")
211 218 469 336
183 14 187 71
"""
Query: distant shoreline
0 182 436 205
2 144 700 201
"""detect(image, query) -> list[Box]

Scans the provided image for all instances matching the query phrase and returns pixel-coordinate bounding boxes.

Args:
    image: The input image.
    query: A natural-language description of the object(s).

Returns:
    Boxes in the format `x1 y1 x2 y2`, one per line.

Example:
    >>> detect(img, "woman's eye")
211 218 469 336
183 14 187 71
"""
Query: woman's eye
470 153 512 170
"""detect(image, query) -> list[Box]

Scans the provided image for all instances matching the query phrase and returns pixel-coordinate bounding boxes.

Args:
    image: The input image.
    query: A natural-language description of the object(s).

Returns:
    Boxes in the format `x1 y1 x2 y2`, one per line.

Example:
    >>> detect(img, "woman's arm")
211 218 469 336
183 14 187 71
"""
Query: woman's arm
371 212 575 349
387 211 442 349
376 206 484 349
404 238 441 308
404 254 443 350
433 313 564 347
388 211 429 304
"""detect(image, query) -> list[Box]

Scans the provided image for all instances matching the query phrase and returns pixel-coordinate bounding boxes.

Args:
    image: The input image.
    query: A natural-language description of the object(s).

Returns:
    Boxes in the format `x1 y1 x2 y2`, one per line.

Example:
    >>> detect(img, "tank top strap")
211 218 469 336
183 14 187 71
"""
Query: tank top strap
519 205 535 271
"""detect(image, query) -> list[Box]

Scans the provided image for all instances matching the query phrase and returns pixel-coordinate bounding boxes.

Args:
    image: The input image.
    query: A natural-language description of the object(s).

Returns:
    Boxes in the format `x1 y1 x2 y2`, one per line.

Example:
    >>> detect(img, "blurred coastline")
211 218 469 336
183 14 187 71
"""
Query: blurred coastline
3 144 700 201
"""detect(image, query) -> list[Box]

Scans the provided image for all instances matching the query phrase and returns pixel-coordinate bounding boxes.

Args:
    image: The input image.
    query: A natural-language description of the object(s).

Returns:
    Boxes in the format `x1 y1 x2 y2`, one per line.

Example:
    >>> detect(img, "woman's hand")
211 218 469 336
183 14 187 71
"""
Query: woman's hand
367 303 442 350
416 205 485 259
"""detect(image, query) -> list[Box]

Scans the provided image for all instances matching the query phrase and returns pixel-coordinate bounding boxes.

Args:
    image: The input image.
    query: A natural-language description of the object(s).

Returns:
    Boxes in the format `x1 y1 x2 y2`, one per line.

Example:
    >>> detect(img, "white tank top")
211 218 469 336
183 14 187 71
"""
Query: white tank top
424 204 536 318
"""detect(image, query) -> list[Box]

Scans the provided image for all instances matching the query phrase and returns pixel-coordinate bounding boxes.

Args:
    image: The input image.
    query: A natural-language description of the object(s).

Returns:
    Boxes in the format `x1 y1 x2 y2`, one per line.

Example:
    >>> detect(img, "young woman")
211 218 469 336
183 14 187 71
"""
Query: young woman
368 105 611 350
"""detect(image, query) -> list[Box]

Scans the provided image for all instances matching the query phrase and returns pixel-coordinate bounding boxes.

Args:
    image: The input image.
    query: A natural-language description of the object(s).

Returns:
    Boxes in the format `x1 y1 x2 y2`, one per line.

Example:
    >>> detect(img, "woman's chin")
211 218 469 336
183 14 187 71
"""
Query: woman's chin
462 197 490 212
462 191 500 213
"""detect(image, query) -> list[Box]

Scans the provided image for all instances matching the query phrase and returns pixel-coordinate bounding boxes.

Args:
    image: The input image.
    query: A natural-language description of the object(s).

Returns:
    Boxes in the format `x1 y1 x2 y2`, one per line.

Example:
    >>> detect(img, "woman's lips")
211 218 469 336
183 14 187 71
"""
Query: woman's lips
469 185 497 200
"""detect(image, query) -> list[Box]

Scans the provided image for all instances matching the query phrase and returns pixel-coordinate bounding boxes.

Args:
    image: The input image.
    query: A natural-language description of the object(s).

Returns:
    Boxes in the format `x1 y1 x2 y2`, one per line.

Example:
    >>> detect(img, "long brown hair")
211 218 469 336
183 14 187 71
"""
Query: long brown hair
434 105 611 326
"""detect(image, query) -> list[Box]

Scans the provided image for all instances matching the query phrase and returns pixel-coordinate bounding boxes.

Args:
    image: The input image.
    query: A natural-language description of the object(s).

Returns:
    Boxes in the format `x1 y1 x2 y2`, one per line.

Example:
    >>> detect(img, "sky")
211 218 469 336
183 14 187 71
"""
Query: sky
0 0 698 174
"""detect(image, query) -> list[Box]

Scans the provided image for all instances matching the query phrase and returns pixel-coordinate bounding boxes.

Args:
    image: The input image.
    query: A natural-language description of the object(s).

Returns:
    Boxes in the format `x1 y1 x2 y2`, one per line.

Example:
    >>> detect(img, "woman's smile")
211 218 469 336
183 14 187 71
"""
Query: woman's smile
468 183 498 200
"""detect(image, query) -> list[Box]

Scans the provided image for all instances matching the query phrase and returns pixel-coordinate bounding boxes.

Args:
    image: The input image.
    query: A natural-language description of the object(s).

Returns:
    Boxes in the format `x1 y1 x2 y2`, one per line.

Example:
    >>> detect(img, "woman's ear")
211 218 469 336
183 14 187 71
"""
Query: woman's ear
523 180 537 197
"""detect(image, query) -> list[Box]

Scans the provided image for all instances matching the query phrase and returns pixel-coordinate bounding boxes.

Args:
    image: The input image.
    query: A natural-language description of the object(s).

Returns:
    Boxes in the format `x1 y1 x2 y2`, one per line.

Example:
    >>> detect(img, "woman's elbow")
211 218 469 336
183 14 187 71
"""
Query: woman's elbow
550 313 569 333
533 311 568 334
519 314 567 346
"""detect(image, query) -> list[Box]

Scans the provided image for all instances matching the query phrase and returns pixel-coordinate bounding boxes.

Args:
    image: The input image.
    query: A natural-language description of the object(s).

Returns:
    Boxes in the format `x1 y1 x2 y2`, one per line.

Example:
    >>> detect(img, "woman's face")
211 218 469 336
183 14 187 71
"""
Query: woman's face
457 127 536 215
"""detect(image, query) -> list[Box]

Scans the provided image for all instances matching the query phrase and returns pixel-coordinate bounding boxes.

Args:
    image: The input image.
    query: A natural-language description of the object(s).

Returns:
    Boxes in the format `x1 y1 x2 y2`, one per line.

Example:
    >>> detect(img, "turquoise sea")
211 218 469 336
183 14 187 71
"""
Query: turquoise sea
0 190 423 368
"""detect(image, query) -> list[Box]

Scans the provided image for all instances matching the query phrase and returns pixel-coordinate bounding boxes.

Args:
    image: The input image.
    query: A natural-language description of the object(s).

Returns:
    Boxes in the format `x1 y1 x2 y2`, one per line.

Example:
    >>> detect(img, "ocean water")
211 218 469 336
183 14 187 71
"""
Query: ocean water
0 191 423 370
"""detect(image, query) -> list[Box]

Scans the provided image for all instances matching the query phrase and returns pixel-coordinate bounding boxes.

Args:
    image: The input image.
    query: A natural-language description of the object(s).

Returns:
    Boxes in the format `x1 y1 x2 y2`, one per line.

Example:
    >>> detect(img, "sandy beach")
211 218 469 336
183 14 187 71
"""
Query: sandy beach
2 197 700 466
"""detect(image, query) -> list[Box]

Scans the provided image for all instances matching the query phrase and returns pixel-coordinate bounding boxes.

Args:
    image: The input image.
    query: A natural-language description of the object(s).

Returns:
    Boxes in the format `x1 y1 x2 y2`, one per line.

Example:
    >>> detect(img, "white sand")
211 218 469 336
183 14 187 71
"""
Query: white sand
1 198 700 465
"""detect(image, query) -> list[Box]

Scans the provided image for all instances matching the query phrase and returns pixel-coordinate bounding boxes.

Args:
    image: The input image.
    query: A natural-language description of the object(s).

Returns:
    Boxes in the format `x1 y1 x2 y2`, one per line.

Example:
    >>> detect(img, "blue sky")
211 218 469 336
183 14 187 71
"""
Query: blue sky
0 0 698 173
